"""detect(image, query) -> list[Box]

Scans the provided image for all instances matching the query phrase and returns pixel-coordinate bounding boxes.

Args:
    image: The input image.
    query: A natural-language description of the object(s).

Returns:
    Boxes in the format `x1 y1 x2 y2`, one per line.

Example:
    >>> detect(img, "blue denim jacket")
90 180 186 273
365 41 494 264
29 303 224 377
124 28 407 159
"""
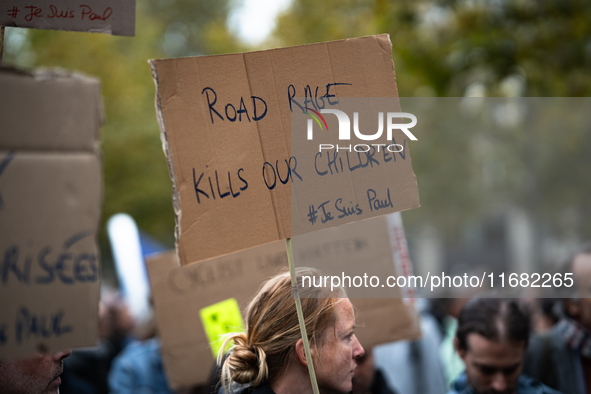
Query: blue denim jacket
109 338 171 394
447 372 563 394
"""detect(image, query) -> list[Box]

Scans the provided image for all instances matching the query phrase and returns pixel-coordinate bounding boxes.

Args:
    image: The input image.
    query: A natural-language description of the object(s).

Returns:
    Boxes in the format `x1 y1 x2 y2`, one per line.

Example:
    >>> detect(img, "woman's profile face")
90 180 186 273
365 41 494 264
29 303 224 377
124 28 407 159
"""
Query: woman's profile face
314 299 364 394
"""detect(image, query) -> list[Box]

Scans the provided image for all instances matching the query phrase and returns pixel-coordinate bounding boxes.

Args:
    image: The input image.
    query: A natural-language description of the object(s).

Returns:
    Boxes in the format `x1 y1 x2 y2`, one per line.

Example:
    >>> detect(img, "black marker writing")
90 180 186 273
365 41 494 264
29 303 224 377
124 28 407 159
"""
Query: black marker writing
202 87 267 124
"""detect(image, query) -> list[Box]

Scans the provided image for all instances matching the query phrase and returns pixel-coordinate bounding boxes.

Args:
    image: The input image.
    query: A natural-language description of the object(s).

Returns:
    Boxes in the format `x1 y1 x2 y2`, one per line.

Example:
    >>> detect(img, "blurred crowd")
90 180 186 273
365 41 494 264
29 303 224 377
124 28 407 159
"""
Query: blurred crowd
3 242 591 394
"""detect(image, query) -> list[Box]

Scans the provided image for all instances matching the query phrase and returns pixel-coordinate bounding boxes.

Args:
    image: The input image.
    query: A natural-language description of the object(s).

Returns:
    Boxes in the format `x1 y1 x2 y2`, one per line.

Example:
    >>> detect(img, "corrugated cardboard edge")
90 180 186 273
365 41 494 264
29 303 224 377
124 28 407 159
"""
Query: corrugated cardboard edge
149 61 182 268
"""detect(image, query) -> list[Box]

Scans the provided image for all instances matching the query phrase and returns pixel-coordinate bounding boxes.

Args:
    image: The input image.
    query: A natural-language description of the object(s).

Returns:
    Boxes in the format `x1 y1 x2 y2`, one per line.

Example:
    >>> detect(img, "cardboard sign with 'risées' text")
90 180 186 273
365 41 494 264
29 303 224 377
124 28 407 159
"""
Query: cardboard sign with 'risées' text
0 68 102 359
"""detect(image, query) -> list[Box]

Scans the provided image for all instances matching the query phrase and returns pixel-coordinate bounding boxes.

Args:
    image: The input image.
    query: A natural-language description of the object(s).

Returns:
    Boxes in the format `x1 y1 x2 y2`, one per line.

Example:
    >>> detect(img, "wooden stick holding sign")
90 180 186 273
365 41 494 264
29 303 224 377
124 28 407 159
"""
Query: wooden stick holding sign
286 238 320 394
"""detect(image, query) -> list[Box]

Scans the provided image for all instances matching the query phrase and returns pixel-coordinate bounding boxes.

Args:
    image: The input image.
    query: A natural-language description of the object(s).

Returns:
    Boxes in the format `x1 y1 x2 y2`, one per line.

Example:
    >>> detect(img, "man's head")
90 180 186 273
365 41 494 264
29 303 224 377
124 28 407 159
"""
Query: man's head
0 349 71 393
454 298 530 394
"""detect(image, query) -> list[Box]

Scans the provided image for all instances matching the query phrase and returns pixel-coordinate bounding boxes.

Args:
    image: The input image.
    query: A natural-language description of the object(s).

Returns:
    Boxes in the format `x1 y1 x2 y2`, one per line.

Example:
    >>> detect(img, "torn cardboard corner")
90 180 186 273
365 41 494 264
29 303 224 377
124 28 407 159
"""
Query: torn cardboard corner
0 67 103 360
147 214 420 389
0 0 136 36
151 34 420 267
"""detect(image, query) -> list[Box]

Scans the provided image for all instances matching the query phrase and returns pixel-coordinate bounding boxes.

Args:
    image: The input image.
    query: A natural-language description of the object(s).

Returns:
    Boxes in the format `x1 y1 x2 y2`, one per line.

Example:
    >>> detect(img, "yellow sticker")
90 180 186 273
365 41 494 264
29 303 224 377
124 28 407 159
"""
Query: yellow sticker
199 298 244 358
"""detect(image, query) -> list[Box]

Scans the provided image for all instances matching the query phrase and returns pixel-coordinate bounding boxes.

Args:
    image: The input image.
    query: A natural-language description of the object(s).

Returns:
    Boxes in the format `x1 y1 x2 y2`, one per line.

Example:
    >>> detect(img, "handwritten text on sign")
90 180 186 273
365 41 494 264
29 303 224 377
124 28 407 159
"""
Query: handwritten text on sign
192 88 413 227
0 0 135 36
0 150 102 358
0 231 98 351
150 35 421 265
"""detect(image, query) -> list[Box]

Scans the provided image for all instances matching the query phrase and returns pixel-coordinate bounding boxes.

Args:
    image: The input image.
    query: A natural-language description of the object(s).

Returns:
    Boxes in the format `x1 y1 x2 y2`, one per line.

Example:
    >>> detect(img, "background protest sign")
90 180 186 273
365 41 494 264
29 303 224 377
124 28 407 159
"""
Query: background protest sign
150 34 420 267
0 0 135 36
0 68 102 359
147 214 420 389
292 212 414 298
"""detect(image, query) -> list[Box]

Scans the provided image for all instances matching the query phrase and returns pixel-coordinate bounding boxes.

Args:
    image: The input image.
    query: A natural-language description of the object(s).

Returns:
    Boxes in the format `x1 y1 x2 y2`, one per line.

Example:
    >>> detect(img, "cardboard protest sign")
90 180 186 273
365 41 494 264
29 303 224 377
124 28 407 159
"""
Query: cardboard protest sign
150 34 420 267
146 214 420 389
292 212 409 298
289 96 419 238
0 0 135 36
0 68 102 359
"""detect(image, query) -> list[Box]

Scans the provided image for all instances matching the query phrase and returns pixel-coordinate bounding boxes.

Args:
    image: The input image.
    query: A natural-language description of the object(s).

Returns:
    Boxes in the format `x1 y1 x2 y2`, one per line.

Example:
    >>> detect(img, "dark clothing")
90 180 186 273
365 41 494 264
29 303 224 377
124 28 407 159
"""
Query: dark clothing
447 372 562 394
238 382 275 394
371 369 398 394
524 320 586 394
229 373 397 394
61 336 127 394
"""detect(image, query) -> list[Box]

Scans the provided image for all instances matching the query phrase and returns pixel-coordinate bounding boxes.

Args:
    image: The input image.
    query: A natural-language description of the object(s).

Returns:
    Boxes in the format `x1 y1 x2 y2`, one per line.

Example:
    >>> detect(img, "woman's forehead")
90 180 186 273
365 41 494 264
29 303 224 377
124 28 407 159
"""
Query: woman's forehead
334 299 355 330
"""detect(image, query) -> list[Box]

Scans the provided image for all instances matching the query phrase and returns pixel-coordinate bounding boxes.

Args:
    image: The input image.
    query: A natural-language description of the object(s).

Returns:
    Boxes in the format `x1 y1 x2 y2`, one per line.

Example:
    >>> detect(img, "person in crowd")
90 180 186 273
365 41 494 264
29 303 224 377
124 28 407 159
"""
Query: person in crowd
352 348 397 394
108 317 209 394
522 298 559 334
0 348 72 393
217 268 364 394
61 288 135 394
373 298 448 394
524 243 591 394
108 335 172 393
448 297 561 394
433 297 469 387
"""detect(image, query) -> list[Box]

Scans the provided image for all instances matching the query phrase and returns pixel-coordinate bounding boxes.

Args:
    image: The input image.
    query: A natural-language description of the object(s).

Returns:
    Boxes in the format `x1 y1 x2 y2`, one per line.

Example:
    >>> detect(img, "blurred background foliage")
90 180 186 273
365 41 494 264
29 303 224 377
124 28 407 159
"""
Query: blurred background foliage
275 0 591 97
3 0 591 278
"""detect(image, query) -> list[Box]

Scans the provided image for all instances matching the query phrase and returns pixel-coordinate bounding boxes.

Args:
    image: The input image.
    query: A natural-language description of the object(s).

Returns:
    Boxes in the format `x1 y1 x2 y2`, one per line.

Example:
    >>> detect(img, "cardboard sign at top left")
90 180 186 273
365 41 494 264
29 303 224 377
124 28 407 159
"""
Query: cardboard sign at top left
0 0 135 36
0 67 103 359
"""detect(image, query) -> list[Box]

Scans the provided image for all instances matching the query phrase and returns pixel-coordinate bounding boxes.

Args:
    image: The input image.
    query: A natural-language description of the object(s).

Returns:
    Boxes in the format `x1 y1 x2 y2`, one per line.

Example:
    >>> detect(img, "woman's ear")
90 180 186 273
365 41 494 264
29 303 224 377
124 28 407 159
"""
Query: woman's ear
295 338 308 366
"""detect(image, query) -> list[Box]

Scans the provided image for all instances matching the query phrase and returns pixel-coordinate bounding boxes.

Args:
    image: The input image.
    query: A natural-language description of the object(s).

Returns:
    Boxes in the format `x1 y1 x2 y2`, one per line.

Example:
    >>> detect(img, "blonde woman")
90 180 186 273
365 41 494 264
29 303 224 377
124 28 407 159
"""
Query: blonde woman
218 268 364 394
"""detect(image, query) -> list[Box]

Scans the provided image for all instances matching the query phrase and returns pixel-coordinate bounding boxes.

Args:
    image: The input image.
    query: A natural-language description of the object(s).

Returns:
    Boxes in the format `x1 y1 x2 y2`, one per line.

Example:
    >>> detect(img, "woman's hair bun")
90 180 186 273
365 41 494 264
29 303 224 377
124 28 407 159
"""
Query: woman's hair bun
221 333 268 386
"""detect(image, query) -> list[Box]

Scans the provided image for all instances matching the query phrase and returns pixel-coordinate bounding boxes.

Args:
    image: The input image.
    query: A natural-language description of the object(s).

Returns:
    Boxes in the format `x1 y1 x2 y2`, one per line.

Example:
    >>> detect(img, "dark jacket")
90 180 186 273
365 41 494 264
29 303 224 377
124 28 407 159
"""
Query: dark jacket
371 369 398 394
523 320 585 394
233 372 397 394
